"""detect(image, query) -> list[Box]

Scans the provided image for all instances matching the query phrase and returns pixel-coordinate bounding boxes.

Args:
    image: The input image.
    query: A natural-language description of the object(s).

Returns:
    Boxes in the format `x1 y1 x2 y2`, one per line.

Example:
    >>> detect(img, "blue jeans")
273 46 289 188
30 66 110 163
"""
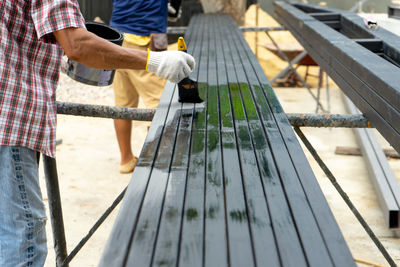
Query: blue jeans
0 146 47 267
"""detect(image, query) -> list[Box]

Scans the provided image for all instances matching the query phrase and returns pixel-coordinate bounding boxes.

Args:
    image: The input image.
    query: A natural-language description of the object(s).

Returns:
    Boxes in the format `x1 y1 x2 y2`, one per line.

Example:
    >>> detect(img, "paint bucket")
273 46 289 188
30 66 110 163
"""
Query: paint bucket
65 22 124 86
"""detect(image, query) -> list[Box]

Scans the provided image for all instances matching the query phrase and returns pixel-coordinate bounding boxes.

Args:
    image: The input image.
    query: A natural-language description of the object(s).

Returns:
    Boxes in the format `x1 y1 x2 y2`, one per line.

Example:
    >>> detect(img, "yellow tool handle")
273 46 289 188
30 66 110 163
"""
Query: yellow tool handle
177 37 187 52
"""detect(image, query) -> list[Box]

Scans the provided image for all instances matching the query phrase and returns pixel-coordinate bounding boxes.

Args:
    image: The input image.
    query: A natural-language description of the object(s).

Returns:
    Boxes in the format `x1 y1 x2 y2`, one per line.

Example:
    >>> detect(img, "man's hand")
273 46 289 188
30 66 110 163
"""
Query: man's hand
147 51 195 83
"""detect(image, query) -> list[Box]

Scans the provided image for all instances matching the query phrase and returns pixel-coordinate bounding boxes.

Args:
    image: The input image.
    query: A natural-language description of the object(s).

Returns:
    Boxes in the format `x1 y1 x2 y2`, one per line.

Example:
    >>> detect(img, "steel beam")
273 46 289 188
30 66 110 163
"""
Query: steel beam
166 26 285 35
274 1 400 153
344 96 400 229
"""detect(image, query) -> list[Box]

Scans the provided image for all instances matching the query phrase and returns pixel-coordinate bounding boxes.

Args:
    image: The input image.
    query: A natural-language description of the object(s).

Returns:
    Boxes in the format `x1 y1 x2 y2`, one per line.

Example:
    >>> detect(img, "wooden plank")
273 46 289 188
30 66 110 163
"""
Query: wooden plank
229 16 356 266
216 15 282 267
98 82 176 267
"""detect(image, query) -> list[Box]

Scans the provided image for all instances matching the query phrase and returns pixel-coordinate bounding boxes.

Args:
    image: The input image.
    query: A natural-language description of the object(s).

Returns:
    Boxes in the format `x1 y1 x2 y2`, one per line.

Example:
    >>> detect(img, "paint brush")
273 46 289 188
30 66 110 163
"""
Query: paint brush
177 37 203 103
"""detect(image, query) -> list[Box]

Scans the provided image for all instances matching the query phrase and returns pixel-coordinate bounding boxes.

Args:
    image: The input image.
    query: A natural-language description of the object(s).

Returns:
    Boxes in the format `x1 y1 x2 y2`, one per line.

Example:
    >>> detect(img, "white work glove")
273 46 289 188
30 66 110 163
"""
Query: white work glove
147 51 195 83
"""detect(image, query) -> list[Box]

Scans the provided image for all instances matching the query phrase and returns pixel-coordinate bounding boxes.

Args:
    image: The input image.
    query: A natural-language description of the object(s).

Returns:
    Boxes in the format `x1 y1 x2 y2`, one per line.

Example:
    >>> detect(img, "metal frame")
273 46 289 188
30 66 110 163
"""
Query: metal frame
273 1 400 153
48 103 371 266
263 31 329 113
388 4 400 20
344 95 400 229
45 20 398 266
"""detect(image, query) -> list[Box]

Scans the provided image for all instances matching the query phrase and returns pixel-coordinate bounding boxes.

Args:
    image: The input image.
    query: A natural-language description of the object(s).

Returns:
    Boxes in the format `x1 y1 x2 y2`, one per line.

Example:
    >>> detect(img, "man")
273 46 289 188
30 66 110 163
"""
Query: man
110 0 171 173
0 0 194 266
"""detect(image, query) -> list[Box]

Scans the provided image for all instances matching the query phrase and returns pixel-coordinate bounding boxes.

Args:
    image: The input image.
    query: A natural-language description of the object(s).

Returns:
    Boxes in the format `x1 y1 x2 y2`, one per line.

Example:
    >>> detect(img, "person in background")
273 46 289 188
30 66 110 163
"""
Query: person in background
110 0 181 174
0 0 194 266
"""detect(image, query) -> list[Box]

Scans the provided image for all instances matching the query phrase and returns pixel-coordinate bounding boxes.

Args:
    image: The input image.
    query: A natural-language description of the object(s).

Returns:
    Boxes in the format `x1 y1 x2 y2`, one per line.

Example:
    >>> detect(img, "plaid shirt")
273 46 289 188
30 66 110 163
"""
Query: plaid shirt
0 0 85 157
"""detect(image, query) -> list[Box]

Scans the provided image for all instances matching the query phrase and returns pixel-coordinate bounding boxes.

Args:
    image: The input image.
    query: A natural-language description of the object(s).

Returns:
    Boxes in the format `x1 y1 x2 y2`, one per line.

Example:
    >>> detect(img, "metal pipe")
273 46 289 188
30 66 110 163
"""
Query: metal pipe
166 26 188 34
349 0 368 12
286 113 371 128
265 30 327 112
56 102 155 121
57 102 371 128
60 187 127 267
166 26 285 35
239 26 285 32
255 3 260 57
43 156 68 267
270 50 308 84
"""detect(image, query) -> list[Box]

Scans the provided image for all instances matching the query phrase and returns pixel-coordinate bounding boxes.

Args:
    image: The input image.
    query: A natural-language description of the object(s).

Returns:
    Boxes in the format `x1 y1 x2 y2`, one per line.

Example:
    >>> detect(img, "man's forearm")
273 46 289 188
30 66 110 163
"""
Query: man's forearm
54 26 195 83
54 27 147 70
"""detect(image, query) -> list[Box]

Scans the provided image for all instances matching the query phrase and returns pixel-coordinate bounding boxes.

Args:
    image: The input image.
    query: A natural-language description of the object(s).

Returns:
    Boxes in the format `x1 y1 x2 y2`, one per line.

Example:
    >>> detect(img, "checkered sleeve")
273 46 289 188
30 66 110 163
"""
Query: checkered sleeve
30 0 86 42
